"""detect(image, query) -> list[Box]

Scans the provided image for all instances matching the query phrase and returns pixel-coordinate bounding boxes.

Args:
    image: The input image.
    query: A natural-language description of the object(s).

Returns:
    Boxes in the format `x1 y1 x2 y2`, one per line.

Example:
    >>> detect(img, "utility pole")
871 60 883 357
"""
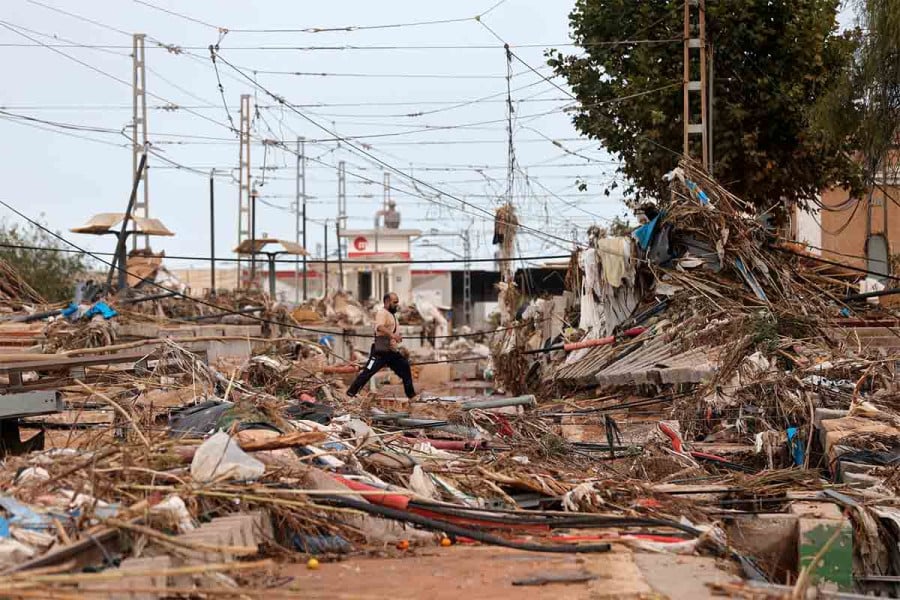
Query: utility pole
337 161 346 276
109 152 148 290
295 137 306 303
336 219 344 291
250 186 258 285
337 160 347 231
462 229 472 327
323 221 329 297
377 171 390 252
683 0 709 170
708 42 714 176
209 170 216 297
237 94 252 287
131 33 150 251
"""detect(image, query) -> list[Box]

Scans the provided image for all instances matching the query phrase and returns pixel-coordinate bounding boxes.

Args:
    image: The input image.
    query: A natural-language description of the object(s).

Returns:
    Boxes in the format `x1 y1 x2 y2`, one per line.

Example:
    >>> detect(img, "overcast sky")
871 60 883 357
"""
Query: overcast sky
0 1 854 272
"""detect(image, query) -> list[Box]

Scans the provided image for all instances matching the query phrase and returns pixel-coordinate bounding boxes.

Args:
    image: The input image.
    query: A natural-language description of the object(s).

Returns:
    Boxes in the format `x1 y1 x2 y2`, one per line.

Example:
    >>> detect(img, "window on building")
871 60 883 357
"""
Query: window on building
866 234 890 282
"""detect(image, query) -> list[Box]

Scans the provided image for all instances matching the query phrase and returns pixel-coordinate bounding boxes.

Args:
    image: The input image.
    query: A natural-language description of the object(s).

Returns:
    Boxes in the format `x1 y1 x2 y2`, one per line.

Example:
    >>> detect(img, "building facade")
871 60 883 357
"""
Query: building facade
793 176 900 280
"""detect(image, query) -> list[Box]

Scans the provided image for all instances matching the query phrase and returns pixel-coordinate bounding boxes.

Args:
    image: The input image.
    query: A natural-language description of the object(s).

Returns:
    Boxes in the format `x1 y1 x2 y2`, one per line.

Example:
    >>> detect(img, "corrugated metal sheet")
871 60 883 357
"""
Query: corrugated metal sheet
233 238 308 256
126 253 163 287
553 344 617 382
594 343 719 385
70 213 173 236
828 327 900 351
553 325 720 386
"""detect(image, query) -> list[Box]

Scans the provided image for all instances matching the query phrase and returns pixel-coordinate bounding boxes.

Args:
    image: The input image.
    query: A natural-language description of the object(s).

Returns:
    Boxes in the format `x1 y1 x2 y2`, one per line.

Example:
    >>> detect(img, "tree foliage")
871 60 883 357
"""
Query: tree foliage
607 216 633 237
548 0 862 212
0 220 87 302
811 0 900 185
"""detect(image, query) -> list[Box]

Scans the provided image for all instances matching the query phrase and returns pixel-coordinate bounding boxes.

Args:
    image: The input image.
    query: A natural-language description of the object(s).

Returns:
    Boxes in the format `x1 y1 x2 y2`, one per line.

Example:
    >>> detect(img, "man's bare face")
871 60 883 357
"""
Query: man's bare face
386 295 400 313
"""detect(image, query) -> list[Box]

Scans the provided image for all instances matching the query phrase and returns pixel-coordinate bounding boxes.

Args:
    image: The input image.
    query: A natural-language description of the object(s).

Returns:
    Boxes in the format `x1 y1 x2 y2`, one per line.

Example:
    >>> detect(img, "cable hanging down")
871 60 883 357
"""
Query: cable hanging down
7 2 658 263
207 48 584 251
0 197 548 342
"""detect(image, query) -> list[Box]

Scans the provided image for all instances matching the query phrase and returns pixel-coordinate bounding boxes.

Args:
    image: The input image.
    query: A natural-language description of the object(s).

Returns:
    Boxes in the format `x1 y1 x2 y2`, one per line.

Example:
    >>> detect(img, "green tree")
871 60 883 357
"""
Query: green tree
0 220 87 302
548 0 862 213
811 0 900 189
608 215 633 237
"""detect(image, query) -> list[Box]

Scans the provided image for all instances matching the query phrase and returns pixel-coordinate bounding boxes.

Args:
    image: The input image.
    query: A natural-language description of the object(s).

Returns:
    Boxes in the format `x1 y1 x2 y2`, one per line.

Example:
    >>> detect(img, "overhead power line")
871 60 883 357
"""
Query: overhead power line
131 0 487 34
0 240 570 267
132 0 223 31
0 112 126 148
475 18 685 162
212 49 582 250
0 97 574 111
246 68 546 80
0 106 615 239
2 7 630 251
0 41 678 51
24 0 131 36
0 197 547 341
0 21 241 137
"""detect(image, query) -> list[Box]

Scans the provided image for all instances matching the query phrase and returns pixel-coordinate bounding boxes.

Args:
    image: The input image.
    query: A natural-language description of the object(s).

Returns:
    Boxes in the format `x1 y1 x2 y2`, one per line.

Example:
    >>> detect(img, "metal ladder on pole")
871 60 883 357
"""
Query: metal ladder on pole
683 0 709 170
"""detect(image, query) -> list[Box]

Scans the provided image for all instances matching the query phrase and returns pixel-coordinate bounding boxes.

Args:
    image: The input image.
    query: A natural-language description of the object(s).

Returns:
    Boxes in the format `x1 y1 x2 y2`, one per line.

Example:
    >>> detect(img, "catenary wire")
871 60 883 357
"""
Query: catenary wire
475 15 687 162
4 7 638 259
211 47 583 250
0 198 552 341
0 242 572 267
0 103 614 248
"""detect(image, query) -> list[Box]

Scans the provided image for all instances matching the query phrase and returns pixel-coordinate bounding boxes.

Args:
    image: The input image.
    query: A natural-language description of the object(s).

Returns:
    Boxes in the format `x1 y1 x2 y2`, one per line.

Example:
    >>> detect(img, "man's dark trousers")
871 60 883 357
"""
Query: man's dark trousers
347 346 416 398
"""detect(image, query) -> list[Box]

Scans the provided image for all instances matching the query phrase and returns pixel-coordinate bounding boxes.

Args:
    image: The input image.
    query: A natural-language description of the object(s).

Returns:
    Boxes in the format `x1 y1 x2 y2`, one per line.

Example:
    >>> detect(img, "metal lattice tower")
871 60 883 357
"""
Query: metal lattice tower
295 137 306 302
336 161 347 287
237 94 252 282
131 33 150 250
337 160 347 231
683 0 709 170
462 230 472 326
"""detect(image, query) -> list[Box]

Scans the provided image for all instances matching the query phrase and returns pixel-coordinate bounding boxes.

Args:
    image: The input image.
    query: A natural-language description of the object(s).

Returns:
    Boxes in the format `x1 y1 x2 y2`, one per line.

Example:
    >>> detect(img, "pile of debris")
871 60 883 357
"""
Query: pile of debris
500 160 900 593
6 163 900 597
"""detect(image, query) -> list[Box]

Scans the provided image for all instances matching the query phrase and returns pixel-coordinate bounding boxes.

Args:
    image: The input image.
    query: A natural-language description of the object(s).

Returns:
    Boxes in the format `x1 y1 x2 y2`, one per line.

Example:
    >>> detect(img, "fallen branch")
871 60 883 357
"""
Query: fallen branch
172 430 328 461
74 379 151 449
1 558 273 587
104 518 258 556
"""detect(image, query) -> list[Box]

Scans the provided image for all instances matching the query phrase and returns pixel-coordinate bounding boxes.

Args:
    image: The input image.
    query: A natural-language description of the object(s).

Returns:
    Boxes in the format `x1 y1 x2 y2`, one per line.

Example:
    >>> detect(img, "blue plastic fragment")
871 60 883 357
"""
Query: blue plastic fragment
92 503 121 519
84 301 117 320
0 516 9 538
321 441 349 452
734 258 768 302
787 427 805 466
292 533 352 554
632 213 661 250
685 179 710 205
60 303 78 318
0 495 52 529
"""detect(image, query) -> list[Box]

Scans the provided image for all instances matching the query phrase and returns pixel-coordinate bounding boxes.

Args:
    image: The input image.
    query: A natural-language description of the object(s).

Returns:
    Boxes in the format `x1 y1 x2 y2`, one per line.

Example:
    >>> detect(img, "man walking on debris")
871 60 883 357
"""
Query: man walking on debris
347 292 418 400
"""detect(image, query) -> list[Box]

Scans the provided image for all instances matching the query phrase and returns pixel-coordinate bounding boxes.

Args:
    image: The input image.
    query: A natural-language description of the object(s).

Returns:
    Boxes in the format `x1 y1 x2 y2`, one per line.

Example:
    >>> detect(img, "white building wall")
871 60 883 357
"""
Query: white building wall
411 272 452 307
795 201 822 255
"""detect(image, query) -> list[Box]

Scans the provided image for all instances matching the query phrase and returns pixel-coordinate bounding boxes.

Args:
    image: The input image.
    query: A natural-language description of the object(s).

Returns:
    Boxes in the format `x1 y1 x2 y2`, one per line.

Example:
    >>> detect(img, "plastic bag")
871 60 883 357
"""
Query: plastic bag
191 431 265 483
150 495 196 533
408 465 438 500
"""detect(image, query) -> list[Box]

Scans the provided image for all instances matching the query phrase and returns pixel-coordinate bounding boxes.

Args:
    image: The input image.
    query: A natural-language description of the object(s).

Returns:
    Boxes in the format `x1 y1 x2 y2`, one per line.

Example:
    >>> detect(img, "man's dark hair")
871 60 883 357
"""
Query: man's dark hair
383 293 393 303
